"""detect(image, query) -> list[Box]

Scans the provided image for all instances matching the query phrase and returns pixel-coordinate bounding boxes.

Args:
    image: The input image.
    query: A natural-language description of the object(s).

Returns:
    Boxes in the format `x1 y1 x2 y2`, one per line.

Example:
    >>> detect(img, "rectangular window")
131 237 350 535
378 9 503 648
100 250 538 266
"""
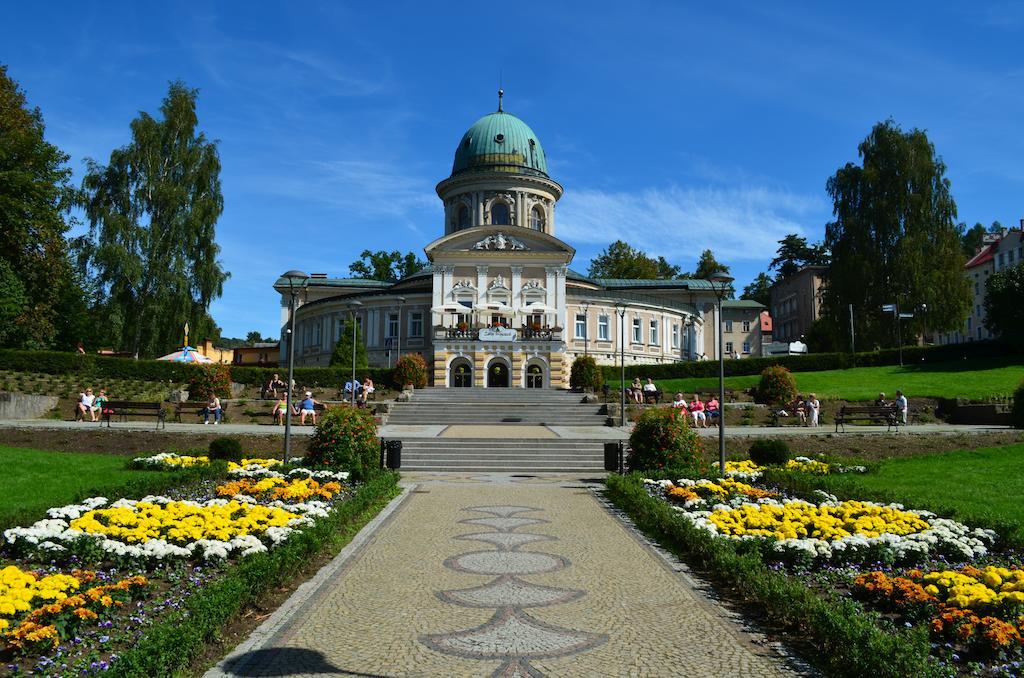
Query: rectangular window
725 341 734 355
575 313 587 339
742 320 750 332
598 315 610 341
725 320 733 333
671 324 680 349
967 316 972 330
408 312 423 337
1009 250 1015 264
975 282 980 295
632 317 642 343
386 313 399 339
742 341 751 354
649 319 659 345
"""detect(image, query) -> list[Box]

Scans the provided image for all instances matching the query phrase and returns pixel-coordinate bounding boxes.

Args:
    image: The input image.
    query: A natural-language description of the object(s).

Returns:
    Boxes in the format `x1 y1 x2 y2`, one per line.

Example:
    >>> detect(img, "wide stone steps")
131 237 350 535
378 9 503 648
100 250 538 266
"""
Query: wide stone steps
389 389 607 427
397 438 607 472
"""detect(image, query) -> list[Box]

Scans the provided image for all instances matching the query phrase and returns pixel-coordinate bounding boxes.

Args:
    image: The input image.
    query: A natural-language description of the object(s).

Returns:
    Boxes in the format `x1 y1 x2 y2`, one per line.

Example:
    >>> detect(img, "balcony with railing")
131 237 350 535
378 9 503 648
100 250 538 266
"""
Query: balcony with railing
433 325 563 342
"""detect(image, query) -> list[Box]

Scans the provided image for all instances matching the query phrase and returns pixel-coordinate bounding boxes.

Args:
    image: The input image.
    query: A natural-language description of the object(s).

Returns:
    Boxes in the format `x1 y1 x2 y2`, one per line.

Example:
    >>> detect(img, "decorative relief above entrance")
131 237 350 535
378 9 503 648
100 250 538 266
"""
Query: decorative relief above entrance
472 233 528 251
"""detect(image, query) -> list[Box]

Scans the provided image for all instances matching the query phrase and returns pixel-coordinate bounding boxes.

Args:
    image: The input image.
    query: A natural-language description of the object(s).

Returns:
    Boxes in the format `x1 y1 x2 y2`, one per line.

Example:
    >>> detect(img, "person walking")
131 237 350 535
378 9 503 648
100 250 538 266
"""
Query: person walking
895 390 908 425
807 393 820 427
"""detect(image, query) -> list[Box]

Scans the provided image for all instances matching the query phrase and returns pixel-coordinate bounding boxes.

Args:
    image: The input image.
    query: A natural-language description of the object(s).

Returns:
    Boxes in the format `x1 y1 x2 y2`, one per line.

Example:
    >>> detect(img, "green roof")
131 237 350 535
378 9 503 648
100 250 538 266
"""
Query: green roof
593 278 719 291
722 299 766 309
451 111 548 178
273 277 394 289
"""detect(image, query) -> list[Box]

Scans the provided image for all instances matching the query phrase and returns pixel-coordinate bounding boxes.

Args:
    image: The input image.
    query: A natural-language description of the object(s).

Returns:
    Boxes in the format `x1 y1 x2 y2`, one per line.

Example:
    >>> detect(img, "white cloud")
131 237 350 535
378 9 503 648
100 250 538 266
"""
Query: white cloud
557 184 828 266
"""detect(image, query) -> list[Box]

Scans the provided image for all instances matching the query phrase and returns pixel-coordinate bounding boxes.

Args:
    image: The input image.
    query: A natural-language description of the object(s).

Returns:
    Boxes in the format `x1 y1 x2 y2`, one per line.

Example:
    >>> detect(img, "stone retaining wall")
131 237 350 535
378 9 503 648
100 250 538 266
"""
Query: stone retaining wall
0 392 60 420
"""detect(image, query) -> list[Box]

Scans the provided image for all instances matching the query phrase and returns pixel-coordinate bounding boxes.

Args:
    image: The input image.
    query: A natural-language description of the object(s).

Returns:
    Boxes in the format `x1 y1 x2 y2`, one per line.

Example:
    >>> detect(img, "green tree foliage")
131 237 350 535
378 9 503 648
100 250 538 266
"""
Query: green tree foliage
245 331 265 344
0 65 80 348
348 249 426 281
693 249 730 280
960 221 1004 258
587 240 681 279
393 353 428 389
983 264 1024 338
626 408 707 478
569 354 603 391
770 234 830 279
0 260 28 346
757 365 797 407
79 81 228 358
306 406 380 479
823 120 970 348
330 314 368 369
741 272 774 306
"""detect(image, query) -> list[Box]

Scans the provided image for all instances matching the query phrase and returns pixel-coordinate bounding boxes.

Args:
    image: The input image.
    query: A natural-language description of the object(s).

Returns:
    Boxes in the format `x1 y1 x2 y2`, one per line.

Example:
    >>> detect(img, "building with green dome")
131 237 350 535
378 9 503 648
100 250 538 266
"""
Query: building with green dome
276 94 765 387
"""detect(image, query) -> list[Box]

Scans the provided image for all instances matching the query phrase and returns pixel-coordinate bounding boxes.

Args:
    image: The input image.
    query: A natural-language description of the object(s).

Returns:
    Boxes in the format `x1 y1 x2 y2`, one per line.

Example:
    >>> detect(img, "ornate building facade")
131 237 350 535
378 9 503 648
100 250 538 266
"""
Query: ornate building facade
276 97 755 387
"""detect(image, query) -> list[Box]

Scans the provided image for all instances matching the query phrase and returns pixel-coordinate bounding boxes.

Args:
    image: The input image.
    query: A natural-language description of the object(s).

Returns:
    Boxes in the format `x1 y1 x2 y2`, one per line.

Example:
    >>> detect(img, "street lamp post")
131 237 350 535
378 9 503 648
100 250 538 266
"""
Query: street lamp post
709 274 734 477
281 270 310 464
349 300 363 407
581 302 590 357
615 302 627 429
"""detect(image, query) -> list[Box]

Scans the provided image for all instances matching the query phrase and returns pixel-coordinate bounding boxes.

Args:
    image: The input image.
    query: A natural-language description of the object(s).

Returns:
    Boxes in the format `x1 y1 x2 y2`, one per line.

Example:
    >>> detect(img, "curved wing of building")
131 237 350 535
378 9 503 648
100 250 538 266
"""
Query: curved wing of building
276 96 764 388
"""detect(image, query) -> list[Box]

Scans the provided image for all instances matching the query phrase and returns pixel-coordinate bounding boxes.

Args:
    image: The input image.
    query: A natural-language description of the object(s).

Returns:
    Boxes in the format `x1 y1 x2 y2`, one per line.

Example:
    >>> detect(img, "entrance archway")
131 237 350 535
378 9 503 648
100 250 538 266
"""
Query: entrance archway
487 360 509 387
450 358 473 388
526 364 544 388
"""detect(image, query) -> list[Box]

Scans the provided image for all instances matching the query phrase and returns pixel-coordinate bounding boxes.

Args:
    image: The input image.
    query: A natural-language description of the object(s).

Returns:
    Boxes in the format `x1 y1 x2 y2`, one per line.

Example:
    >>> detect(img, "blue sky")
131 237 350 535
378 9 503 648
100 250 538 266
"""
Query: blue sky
6 1 1024 339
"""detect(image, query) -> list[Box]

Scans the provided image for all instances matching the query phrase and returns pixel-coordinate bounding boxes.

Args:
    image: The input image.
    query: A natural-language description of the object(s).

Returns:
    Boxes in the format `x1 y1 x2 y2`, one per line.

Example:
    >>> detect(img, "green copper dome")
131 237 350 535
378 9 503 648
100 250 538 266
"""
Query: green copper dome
451 111 549 178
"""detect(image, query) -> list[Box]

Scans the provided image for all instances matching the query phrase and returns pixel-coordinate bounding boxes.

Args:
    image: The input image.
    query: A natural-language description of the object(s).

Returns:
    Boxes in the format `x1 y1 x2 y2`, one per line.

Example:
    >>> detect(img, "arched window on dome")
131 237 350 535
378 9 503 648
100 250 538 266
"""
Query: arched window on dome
490 201 510 226
529 206 545 231
456 204 470 230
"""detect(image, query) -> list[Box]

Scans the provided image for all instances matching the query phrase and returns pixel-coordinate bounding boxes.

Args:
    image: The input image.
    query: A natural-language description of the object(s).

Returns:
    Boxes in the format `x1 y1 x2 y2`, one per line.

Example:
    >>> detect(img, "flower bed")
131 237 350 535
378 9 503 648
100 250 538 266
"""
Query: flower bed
724 456 866 482
131 452 210 469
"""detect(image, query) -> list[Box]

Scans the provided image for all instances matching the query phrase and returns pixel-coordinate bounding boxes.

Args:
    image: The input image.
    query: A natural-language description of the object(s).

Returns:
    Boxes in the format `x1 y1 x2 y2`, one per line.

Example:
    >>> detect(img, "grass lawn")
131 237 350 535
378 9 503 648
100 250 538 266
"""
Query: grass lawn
0 445 161 528
614 356 1024 401
821 443 1024 541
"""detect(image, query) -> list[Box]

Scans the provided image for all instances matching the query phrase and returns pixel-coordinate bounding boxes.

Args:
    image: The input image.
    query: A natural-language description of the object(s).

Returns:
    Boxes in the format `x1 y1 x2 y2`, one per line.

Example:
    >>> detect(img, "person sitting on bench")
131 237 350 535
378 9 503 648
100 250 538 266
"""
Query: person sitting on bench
77 388 99 422
706 396 720 425
299 392 319 425
358 376 375 406
671 393 688 410
202 395 222 425
264 373 287 399
690 394 707 427
642 378 659 403
272 397 289 425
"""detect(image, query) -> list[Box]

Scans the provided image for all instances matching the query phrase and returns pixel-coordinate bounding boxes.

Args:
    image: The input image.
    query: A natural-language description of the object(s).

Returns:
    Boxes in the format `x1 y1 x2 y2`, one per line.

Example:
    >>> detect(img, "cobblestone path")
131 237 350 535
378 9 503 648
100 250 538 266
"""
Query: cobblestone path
209 475 796 677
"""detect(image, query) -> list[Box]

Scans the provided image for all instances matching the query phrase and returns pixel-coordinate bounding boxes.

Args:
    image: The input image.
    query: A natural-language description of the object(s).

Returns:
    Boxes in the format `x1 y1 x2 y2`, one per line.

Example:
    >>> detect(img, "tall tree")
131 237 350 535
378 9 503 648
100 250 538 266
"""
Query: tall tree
983 265 1024 339
770 234 829 279
330 314 368 369
245 331 265 344
741 272 774 306
823 120 970 348
960 221 1005 257
80 81 228 357
349 250 426 281
0 64 79 348
588 240 681 279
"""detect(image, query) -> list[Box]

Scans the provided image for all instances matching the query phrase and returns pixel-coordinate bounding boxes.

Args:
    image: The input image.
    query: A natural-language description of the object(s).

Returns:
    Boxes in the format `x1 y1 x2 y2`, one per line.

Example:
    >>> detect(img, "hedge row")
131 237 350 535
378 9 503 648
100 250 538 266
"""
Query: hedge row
114 471 401 676
0 349 395 389
602 339 1022 382
604 474 935 677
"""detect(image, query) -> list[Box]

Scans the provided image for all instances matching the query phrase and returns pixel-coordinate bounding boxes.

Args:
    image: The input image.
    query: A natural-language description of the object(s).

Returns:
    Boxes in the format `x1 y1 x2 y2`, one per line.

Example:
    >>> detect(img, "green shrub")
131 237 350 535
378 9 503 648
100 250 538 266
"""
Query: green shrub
627 407 708 478
187 364 232 400
569 355 603 391
208 437 243 462
392 353 428 389
1013 380 1024 429
306 406 380 480
756 365 797 406
748 439 790 466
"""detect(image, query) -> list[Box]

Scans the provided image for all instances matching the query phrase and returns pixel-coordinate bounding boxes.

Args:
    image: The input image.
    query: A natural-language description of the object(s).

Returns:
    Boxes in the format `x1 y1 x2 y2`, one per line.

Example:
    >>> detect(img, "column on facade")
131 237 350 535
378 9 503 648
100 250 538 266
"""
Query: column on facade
510 266 523 329
476 265 488 307
431 267 444 327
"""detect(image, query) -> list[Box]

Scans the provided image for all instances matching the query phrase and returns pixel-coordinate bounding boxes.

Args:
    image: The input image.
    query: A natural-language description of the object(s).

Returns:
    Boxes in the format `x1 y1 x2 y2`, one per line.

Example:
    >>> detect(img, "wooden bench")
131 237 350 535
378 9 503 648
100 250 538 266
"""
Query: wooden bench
835 405 899 433
173 401 230 423
102 400 166 430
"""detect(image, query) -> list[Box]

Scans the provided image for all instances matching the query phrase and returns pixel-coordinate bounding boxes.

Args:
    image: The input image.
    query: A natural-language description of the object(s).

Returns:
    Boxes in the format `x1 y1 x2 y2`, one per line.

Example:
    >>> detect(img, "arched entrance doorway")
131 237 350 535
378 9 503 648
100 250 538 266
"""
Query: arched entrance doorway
450 358 473 388
487 360 509 387
526 364 544 388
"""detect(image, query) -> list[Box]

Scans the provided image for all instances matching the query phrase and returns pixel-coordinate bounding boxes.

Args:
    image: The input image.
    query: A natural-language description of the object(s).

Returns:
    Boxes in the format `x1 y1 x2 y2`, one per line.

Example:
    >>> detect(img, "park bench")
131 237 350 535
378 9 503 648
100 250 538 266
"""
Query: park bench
834 405 899 433
249 401 327 424
102 400 166 430
643 389 663 405
173 401 230 423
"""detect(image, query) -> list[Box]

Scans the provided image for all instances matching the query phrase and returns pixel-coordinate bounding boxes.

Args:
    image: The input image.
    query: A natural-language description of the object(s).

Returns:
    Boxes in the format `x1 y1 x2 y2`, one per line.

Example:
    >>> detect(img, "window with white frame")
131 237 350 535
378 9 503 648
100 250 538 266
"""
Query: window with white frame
598 315 610 341
649 319 659 345
632 317 642 343
386 313 399 339
575 313 587 339
725 320 733 333
742 320 750 332
742 341 751 354
725 341 734 354
672 324 680 349
408 312 423 337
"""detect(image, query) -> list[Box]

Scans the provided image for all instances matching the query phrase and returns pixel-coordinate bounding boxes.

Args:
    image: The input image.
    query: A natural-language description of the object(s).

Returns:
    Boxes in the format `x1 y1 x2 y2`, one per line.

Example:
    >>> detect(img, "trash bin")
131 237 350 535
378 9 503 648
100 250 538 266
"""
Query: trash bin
604 442 621 473
385 439 402 470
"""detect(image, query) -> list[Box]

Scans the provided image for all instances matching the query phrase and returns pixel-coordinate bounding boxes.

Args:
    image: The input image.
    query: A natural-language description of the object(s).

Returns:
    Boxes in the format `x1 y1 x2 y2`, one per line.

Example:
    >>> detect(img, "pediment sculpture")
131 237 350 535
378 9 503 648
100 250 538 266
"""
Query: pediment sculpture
472 232 528 251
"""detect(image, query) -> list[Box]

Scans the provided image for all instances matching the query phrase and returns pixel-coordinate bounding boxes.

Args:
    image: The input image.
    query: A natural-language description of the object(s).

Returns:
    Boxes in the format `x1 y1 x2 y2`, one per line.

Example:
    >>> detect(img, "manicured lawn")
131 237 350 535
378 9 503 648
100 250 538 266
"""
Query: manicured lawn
0 446 147 527
823 443 1024 538
615 357 1024 400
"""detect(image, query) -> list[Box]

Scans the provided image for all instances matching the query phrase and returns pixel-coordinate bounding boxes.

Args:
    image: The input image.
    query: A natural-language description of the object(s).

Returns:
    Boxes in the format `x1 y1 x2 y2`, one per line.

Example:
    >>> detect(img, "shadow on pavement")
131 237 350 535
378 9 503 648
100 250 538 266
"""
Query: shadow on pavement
222 648 387 677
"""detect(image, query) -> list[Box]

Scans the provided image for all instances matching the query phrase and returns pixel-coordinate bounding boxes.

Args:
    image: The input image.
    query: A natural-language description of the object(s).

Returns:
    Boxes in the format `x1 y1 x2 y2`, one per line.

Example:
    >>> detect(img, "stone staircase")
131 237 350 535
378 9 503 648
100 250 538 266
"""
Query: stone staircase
388 388 614 472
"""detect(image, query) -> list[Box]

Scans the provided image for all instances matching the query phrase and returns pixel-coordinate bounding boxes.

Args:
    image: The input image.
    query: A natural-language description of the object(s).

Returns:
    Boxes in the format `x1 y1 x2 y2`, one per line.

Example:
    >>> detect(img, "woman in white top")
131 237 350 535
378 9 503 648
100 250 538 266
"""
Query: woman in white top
202 395 222 425
807 393 820 427
671 393 688 410
78 388 98 422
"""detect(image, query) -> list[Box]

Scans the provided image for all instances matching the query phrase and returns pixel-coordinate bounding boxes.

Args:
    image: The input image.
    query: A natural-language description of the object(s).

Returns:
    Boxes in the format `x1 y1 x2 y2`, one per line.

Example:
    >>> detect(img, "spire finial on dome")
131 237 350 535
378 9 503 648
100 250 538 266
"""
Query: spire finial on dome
498 88 504 112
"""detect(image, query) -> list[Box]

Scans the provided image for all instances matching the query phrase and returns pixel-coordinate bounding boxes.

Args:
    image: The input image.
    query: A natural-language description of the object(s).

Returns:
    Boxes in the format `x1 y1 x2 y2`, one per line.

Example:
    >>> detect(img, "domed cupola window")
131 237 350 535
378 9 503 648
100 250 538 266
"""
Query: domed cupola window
529 206 545 231
491 201 510 226
456 204 470 230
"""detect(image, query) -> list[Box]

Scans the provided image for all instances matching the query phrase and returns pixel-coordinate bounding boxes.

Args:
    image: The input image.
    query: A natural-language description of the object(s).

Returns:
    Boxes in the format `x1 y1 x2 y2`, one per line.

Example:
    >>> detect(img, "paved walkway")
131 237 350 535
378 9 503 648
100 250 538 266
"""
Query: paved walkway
207 475 796 677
